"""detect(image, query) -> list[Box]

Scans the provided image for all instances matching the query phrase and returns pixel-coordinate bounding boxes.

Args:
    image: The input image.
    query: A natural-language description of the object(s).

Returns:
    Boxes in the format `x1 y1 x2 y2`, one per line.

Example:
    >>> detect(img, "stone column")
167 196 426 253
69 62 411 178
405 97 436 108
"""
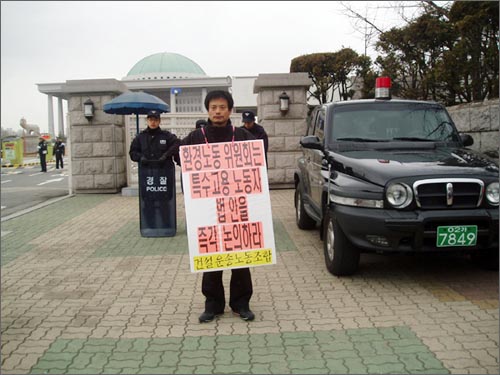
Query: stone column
253 73 312 188
66 79 128 193
170 90 177 127
57 97 65 138
47 95 55 137
201 88 207 113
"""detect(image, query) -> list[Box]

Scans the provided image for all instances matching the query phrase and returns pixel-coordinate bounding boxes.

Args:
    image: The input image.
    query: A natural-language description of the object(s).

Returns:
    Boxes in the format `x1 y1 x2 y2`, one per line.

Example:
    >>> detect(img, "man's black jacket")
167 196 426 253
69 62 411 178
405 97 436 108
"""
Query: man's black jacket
54 141 65 155
241 123 268 153
129 127 180 165
182 120 255 145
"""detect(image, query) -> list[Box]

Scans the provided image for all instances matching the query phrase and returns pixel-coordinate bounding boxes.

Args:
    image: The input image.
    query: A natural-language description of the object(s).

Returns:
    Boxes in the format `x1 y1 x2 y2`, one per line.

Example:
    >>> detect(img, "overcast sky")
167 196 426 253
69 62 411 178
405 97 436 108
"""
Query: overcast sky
1 1 421 134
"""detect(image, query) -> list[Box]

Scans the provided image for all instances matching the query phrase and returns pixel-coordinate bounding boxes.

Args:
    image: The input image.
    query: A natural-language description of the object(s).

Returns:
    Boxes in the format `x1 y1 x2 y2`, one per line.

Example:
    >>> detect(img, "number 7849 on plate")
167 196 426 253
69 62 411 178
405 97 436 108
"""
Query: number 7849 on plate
437 225 478 247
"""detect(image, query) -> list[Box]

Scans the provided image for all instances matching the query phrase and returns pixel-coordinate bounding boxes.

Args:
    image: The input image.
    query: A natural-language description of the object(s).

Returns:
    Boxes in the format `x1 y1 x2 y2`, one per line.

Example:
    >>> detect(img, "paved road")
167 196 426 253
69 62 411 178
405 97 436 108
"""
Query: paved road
1 160 69 218
1 190 498 374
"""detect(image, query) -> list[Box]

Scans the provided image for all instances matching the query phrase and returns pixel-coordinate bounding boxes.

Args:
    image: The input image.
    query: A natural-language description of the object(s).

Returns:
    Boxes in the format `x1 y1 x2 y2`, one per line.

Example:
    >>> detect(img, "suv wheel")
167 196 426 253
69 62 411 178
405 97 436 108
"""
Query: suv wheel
323 212 360 276
295 186 316 229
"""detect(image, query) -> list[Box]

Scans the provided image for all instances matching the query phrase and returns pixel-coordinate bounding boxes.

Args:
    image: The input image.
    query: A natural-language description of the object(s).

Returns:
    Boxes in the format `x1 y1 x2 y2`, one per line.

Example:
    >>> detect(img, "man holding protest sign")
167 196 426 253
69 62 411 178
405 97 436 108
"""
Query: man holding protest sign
182 90 258 323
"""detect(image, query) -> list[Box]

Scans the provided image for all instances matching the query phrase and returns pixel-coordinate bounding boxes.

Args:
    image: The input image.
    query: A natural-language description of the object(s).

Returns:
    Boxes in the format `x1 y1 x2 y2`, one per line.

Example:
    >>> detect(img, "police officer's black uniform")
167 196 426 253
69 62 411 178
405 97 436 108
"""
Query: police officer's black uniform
37 138 48 172
54 140 65 169
129 126 180 166
241 111 269 165
182 120 256 318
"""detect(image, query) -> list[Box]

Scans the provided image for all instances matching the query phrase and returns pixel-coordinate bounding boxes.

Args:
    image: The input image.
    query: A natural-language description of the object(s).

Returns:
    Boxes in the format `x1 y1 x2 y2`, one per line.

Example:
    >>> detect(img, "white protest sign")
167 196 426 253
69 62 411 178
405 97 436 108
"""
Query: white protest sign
180 139 276 273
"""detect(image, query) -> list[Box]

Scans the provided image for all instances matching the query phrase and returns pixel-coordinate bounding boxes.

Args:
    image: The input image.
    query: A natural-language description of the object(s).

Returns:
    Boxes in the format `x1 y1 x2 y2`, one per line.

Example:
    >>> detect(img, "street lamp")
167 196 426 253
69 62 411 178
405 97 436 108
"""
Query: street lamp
84 99 95 121
279 92 290 115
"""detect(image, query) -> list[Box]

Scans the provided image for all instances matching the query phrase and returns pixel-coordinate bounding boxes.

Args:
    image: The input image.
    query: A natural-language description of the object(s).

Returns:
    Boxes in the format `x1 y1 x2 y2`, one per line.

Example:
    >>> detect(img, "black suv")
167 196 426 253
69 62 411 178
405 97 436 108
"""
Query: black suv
294 98 499 276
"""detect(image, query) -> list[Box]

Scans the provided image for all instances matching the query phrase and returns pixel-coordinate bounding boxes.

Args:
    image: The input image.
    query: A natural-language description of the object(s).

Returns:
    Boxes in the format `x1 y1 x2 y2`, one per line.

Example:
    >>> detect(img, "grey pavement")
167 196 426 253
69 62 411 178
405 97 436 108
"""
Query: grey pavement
1 189 498 374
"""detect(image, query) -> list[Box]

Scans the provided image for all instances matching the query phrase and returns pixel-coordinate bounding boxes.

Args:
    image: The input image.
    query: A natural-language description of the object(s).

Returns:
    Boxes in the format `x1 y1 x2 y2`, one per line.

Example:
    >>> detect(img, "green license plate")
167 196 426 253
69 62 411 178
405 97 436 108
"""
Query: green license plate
437 225 477 247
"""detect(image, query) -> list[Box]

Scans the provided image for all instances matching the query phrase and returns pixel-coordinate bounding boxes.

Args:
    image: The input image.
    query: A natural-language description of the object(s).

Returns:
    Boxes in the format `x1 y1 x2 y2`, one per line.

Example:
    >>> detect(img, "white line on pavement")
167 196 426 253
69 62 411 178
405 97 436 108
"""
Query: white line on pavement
1 230 12 237
1 180 12 184
37 178 64 186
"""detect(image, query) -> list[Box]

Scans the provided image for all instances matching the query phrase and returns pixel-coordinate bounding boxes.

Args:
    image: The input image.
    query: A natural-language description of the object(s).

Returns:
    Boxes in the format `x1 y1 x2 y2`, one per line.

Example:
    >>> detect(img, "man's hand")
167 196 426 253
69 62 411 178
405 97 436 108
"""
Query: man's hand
140 156 149 165
158 154 168 162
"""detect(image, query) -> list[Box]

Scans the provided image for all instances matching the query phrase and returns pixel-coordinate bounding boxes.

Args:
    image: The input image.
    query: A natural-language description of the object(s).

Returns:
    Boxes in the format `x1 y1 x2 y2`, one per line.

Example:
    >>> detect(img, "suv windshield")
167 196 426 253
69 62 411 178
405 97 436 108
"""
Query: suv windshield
328 102 461 146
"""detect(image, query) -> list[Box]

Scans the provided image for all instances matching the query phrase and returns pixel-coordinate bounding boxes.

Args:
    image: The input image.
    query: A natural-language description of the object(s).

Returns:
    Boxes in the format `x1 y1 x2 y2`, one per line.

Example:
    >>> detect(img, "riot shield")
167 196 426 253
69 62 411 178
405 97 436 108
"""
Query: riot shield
138 160 176 237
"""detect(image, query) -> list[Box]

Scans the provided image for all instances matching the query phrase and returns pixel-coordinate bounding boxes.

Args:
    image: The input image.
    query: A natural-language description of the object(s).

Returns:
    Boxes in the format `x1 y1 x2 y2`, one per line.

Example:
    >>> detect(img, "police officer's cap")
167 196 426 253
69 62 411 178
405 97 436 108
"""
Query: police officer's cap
147 110 161 119
242 111 255 122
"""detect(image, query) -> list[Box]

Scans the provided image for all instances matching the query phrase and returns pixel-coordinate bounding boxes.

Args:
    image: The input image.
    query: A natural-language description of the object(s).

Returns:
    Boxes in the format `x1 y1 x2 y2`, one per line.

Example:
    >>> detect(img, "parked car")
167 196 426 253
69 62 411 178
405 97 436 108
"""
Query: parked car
294 78 499 276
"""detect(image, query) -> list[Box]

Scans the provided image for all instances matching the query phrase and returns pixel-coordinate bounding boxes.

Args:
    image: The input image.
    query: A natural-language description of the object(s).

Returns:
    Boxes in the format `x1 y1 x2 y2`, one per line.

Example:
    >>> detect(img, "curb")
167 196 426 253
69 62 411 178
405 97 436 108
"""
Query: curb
1 194 74 222
1 161 55 168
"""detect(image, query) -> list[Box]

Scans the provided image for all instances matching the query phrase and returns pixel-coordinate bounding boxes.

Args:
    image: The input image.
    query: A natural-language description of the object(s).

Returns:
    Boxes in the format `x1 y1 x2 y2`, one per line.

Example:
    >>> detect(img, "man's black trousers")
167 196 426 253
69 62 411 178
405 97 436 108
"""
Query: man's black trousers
40 154 47 172
202 268 253 313
55 154 63 169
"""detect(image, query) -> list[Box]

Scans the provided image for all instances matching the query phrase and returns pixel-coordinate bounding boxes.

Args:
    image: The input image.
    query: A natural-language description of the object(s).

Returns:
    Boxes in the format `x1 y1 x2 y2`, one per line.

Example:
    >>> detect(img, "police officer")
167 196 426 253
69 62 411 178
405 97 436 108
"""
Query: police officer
53 137 65 169
129 110 180 166
182 90 256 323
241 111 268 164
195 119 207 129
37 136 48 172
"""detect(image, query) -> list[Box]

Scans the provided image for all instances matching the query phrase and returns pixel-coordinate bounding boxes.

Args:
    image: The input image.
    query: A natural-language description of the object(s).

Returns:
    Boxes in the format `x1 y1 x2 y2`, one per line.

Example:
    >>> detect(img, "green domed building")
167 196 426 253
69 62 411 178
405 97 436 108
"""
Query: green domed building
121 52 240 124
125 52 207 80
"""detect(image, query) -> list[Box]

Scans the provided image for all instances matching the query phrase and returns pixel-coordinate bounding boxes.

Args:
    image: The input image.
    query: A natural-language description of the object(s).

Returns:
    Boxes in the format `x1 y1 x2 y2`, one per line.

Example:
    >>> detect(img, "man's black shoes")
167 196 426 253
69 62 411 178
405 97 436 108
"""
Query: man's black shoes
198 310 223 323
232 308 255 321
199 309 255 322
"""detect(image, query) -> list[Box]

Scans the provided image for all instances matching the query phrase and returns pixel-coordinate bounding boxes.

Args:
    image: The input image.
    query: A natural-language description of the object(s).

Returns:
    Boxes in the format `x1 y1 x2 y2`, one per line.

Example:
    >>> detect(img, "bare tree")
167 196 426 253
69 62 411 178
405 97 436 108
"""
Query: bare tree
339 1 442 54
339 1 383 56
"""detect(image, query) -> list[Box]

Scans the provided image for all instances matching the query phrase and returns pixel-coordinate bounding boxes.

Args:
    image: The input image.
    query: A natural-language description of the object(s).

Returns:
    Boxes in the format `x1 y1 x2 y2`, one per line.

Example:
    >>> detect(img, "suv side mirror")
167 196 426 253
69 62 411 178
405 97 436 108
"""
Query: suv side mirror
460 133 474 147
300 135 323 150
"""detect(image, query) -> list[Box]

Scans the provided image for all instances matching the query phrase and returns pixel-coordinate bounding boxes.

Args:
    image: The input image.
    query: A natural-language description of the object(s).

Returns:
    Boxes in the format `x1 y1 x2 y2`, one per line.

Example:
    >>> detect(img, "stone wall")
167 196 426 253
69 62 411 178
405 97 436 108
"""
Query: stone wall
66 79 128 193
447 98 499 161
254 73 312 189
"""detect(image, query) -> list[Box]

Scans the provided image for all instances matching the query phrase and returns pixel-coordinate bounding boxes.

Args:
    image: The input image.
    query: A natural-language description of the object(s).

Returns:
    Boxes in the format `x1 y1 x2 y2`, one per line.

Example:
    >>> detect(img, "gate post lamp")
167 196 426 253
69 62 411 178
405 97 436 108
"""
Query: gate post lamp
279 91 290 115
84 99 95 121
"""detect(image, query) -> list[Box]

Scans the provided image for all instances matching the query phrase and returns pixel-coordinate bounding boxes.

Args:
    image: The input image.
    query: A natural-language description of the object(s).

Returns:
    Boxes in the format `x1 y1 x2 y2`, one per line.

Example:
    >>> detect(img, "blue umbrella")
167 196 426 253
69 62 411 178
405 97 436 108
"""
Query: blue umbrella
103 91 170 134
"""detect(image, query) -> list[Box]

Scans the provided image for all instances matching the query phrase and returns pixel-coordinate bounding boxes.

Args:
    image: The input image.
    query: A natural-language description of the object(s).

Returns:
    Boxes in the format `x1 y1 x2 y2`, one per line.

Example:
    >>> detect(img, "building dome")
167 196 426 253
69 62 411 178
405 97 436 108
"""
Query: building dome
125 52 207 80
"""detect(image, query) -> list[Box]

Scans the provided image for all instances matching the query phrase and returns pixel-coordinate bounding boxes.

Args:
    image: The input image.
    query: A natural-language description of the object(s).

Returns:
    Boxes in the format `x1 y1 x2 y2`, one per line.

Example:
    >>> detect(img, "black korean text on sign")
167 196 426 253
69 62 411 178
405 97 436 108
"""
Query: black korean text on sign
190 168 262 198
216 196 249 224
181 141 265 173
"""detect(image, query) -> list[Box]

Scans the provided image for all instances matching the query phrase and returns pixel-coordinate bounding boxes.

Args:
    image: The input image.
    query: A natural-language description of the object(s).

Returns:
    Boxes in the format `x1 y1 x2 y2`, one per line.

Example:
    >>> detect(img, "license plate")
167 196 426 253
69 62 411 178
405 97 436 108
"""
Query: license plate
437 225 477 247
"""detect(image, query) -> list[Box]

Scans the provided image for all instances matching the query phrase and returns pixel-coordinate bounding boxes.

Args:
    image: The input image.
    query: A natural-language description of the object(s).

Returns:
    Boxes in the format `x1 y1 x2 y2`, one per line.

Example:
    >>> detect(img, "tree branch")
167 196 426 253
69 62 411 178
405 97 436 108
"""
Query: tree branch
339 1 384 34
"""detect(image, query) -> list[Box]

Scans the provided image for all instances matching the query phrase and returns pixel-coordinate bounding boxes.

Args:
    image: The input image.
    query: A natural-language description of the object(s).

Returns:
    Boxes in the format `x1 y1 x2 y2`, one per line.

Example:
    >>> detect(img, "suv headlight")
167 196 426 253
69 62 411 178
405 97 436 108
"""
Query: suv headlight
486 182 499 205
386 183 413 208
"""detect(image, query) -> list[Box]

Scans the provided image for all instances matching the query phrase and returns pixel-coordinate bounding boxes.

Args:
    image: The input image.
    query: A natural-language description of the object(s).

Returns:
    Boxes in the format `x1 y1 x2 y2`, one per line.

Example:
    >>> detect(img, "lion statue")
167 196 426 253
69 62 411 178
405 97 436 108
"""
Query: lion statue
20 117 41 136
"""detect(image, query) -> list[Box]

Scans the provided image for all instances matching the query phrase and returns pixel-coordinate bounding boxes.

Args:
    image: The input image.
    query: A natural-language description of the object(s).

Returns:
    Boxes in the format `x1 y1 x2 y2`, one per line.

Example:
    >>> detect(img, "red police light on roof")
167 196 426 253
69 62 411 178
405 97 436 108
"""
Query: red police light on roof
375 77 391 99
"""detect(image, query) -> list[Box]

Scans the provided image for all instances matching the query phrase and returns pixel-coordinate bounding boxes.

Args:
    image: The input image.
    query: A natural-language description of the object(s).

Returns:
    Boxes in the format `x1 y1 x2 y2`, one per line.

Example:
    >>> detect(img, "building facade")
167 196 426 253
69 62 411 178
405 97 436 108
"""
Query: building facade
38 52 258 139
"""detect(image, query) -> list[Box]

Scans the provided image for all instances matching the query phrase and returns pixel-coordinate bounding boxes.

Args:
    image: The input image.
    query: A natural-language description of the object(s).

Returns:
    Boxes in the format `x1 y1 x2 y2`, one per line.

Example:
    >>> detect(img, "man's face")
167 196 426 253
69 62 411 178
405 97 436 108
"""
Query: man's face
147 117 160 129
243 121 255 129
208 98 231 127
